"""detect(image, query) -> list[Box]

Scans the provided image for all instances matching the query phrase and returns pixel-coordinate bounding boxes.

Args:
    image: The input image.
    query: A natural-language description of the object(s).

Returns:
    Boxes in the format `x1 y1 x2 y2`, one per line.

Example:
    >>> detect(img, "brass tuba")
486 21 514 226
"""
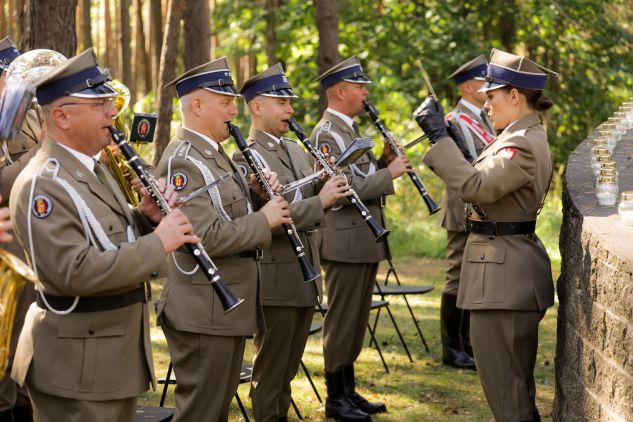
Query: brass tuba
0 250 37 378
102 80 141 206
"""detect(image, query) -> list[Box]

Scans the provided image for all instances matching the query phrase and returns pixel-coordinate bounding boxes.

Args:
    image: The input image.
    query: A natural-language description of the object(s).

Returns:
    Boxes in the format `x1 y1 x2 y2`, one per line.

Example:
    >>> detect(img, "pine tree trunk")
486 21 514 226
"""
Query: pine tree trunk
1 3 7 38
119 0 134 101
265 0 277 66
315 0 340 114
82 0 93 49
135 0 151 95
149 0 162 91
183 0 210 70
23 0 77 57
105 0 114 69
153 0 183 165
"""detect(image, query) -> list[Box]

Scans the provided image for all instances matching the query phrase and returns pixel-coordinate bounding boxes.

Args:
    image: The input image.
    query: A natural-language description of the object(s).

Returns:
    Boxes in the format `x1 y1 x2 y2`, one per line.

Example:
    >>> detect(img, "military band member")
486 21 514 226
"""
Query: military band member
0 36 43 422
233 64 350 422
439 55 495 370
155 58 291 421
311 56 412 421
415 48 556 422
9 48 197 422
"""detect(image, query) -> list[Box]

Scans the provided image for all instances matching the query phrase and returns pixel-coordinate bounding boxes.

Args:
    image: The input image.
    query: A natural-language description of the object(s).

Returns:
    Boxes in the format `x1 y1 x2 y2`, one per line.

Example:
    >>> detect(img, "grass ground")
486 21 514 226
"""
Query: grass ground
139 256 559 421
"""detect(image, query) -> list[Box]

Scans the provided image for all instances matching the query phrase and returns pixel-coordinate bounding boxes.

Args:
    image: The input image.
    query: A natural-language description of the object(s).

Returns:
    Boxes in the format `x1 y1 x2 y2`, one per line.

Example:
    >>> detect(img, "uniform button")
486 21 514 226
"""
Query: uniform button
315 222 320 227
151 271 158 277
233 195 237 200
88 329 95 335
108 225 113 231
480 255 485 260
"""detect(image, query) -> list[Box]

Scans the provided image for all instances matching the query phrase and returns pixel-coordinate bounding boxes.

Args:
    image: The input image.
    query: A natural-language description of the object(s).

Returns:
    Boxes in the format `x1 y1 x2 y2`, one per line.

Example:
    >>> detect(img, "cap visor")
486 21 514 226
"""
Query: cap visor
260 88 299 99
343 76 371 84
478 81 506 93
71 83 117 99
203 86 241 97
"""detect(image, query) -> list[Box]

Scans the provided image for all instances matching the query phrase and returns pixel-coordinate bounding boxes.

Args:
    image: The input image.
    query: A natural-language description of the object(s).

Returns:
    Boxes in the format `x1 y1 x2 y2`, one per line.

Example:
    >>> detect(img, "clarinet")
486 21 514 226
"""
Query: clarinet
108 127 244 313
227 123 320 283
363 101 440 215
287 118 389 243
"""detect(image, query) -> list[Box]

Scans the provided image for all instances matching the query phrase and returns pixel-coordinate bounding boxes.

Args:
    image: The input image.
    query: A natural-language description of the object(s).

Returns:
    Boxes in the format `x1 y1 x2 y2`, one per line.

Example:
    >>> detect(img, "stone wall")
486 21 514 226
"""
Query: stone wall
555 130 633 421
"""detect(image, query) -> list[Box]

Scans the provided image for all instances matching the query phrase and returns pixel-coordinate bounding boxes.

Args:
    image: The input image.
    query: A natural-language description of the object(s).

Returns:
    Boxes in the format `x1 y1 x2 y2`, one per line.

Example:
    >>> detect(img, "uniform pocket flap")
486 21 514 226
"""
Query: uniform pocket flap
467 243 506 264
57 316 125 338
98 214 125 235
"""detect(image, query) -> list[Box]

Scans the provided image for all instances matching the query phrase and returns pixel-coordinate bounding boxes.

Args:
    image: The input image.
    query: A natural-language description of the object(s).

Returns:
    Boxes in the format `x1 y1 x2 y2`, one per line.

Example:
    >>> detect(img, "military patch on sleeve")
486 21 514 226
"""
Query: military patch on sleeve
498 147 517 160
32 195 53 218
171 172 188 191
238 164 249 178
319 143 332 155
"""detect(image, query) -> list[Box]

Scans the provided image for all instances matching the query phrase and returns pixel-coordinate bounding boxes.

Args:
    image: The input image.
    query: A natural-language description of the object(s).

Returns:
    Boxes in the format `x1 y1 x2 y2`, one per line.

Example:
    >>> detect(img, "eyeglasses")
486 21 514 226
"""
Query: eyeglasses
59 97 116 111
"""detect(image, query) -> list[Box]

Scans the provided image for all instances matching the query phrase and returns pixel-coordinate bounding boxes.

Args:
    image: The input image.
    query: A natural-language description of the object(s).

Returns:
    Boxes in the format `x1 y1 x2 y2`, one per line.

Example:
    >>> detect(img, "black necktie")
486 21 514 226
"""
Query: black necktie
218 145 249 197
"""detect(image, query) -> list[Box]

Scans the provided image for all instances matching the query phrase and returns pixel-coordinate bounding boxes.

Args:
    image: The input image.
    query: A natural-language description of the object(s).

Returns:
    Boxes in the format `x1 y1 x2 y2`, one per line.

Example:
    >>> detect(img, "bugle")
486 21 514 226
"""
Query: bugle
363 101 440 215
287 118 389 243
228 123 320 284
108 127 243 313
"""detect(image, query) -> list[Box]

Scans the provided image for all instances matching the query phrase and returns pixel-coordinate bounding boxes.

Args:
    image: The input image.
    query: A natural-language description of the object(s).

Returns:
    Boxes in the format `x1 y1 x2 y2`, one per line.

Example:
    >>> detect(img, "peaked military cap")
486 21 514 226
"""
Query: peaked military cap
240 63 298 102
34 48 115 105
313 55 371 89
480 48 558 93
450 55 488 84
166 57 240 98
0 36 20 70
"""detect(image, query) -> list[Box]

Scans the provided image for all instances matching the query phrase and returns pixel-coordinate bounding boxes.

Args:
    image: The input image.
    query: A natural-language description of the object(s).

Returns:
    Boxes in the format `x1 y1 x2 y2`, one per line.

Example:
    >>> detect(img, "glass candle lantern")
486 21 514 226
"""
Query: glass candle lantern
618 191 633 225
593 152 613 176
596 175 618 206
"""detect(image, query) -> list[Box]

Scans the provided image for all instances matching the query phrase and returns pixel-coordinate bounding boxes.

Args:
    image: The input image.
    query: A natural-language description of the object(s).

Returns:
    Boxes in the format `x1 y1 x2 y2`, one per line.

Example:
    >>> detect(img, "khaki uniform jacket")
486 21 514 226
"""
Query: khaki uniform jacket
155 127 271 337
9 140 168 400
310 110 394 264
424 113 554 311
1 109 42 259
440 101 494 232
233 128 324 307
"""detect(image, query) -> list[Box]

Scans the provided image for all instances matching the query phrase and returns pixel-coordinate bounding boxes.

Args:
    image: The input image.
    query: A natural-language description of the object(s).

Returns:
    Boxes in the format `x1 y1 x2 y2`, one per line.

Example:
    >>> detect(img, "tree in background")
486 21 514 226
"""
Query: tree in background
21 0 77 57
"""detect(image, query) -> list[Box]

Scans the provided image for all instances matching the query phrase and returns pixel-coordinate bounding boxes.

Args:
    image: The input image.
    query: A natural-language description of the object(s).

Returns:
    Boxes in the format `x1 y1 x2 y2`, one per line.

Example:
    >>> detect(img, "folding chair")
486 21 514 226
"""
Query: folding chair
371 238 434 354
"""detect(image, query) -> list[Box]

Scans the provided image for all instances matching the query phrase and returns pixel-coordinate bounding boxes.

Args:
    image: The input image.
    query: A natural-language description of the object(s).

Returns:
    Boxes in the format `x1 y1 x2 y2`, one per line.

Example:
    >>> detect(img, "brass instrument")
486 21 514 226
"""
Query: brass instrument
102 80 141 206
0 250 37 378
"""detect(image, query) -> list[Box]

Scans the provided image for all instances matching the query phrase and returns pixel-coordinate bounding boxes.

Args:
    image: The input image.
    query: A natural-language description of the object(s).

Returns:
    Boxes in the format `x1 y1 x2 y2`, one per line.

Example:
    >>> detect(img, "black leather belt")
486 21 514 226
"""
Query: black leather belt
36 284 149 313
233 249 263 260
467 219 536 236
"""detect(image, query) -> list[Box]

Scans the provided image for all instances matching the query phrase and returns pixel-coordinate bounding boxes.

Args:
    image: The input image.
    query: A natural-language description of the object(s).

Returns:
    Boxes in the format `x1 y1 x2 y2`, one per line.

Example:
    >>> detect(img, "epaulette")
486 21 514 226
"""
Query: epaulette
322 121 332 133
173 141 192 159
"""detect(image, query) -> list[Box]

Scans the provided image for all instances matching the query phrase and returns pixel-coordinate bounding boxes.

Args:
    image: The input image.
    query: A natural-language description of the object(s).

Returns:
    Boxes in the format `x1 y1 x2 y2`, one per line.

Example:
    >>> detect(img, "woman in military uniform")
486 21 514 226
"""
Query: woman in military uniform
414 48 557 422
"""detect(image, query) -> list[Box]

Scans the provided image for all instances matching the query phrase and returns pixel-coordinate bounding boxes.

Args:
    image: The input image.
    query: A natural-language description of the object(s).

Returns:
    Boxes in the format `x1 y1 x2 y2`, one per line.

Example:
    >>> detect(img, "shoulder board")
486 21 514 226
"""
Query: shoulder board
173 141 192 159
322 121 332 133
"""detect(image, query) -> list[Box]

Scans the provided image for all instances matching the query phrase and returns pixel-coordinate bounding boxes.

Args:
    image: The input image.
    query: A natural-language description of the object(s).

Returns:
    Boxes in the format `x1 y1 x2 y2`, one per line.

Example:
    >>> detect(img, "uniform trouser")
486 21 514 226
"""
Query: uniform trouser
0 283 35 412
162 325 246 422
251 306 313 422
443 230 468 295
322 260 379 373
28 388 136 422
470 309 545 422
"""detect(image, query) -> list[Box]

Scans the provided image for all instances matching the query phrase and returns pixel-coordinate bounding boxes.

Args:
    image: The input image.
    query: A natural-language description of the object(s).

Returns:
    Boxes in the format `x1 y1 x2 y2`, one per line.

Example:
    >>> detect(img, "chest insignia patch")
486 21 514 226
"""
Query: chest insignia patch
498 147 517 160
319 143 331 155
238 164 249 178
32 195 53 218
171 172 188 191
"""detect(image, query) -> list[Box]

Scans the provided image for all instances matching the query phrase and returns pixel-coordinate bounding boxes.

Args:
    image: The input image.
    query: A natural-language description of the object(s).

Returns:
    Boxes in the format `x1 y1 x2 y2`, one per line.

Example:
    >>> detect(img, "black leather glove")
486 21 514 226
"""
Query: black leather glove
413 96 448 144
446 122 474 163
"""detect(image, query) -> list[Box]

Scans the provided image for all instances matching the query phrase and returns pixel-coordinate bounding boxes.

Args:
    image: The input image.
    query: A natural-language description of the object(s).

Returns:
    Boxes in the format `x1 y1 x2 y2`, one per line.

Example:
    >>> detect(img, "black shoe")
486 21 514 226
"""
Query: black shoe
325 370 371 421
278 417 288 422
440 293 476 370
342 365 386 415
442 346 476 370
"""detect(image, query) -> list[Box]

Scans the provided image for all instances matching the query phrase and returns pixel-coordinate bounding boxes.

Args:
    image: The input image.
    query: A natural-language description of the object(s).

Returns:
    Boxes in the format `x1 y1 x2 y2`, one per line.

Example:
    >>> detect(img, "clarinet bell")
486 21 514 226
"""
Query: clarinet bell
366 218 390 243
299 256 321 284
424 193 441 215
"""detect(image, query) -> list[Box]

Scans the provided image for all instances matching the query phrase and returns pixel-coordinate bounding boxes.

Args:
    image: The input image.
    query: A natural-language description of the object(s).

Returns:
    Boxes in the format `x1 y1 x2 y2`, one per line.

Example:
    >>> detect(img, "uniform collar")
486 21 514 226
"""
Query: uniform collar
262 131 281 144
458 98 483 117
501 112 541 136
326 107 355 131
180 126 219 151
57 142 97 175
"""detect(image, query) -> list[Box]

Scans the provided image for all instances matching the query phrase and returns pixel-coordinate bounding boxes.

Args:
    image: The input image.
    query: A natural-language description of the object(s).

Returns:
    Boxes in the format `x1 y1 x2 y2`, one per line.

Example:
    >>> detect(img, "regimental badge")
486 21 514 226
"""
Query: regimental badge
498 147 517 160
32 195 52 218
319 143 332 155
137 118 150 138
171 172 188 191
238 164 249 178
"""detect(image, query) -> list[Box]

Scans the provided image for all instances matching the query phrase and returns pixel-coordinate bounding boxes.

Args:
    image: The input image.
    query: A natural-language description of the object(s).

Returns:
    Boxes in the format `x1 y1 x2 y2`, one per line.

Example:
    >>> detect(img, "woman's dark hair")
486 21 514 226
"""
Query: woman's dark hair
503 86 554 112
